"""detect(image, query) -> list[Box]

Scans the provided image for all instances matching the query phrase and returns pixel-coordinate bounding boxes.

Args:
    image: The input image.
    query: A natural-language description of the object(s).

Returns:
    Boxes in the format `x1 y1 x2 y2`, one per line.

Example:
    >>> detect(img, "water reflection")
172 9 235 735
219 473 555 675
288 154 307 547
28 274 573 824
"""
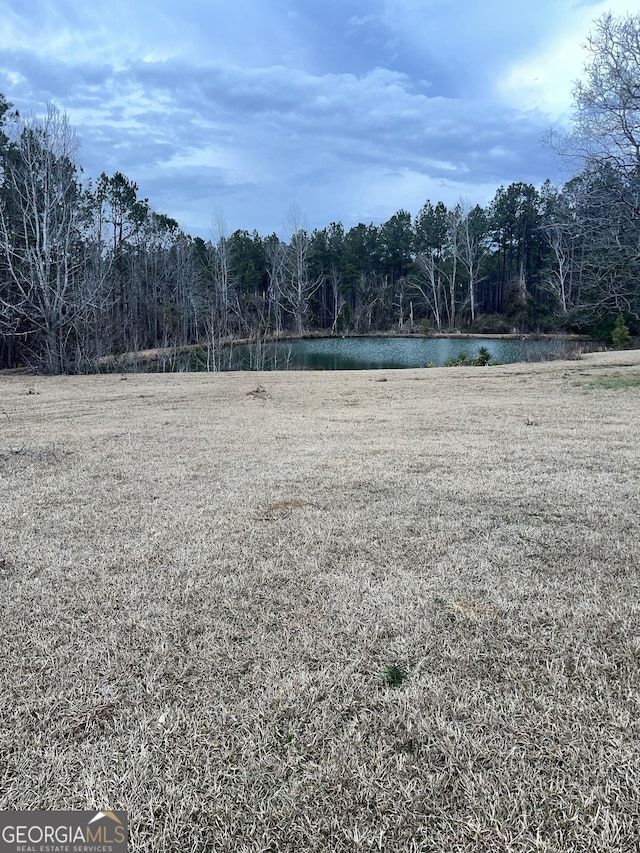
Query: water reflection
208 336 581 371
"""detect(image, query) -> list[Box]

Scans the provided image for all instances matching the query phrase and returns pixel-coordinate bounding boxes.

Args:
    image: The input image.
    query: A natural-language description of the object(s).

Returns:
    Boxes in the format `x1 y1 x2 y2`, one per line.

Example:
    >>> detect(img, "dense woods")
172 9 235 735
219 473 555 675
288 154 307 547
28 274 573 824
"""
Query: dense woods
1 12 639 373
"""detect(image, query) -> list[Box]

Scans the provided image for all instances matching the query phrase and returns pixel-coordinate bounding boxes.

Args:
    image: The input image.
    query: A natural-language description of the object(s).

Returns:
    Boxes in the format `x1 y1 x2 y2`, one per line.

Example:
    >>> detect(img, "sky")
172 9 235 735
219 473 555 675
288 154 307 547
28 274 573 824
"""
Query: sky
0 0 637 239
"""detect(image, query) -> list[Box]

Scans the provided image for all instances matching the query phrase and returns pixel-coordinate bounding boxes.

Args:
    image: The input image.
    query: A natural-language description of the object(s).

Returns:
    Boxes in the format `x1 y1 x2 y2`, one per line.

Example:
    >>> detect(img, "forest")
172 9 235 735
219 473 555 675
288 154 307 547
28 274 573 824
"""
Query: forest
1 12 639 373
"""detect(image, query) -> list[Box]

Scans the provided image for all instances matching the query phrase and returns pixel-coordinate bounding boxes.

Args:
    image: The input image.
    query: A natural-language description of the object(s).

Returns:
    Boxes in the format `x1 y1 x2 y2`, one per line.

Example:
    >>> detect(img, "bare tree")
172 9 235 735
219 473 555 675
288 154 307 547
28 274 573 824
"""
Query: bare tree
541 223 575 316
412 252 443 331
540 15 640 326
453 202 488 325
572 13 640 174
210 208 236 339
265 234 286 335
329 265 345 334
444 206 461 329
282 204 321 337
0 105 86 372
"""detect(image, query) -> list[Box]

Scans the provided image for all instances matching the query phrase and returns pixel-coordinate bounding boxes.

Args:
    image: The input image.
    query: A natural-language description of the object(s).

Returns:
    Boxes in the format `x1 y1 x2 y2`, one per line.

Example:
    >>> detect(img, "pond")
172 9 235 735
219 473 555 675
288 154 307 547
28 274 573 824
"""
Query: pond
197 336 584 371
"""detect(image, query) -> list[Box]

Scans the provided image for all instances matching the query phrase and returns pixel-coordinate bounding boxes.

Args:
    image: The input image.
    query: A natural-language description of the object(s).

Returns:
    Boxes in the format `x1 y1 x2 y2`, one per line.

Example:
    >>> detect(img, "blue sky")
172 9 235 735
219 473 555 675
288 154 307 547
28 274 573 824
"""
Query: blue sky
1 0 636 237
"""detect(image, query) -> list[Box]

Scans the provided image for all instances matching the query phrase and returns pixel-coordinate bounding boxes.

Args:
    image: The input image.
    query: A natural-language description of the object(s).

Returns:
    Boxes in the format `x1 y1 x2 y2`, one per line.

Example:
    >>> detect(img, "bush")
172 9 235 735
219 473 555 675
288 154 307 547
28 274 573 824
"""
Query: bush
468 314 513 334
474 346 492 366
189 346 209 370
567 308 615 341
612 314 631 349
532 313 563 334
444 351 473 367
443 346 494 367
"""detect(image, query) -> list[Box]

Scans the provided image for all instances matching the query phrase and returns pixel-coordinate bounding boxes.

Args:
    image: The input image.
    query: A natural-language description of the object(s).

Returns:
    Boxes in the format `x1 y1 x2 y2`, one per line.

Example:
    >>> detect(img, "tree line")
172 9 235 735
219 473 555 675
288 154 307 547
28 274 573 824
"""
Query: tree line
1 12 639 373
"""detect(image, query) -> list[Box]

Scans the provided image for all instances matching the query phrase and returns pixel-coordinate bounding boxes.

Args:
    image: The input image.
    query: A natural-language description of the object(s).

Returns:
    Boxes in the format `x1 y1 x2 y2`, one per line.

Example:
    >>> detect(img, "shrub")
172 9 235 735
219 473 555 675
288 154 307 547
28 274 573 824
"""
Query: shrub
474 346 492 366
612 314 631 349
189 346 209 370
468 313 513 334
442 347 495 368
444 351 473 367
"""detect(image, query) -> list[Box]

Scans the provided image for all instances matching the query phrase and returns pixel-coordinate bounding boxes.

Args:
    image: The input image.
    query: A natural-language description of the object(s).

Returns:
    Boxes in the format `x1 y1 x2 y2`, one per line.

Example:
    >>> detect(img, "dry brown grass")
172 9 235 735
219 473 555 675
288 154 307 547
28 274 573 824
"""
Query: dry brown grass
1 351 639 852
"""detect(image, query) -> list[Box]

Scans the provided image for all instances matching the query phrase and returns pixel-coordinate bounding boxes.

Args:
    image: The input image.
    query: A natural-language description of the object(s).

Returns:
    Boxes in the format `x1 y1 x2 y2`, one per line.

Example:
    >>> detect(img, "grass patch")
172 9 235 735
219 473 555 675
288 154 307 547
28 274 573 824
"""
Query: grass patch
0 351 639 851
380 664 409 687
585 374 640 390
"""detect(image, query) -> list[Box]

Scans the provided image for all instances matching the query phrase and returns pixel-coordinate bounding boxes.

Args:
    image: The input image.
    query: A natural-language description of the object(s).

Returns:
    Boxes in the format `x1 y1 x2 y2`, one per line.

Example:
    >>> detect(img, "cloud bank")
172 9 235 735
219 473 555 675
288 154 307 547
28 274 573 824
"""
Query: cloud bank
1 0 636 236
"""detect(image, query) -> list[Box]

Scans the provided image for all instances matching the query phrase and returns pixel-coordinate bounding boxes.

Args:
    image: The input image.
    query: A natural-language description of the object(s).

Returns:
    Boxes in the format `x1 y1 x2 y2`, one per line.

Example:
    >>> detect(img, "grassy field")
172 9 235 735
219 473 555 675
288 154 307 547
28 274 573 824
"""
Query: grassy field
1 351 639 852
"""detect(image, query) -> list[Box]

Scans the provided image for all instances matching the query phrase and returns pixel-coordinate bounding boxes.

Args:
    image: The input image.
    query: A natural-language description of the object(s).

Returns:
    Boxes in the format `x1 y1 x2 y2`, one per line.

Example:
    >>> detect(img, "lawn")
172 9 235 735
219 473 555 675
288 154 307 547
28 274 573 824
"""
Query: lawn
1 351 639 852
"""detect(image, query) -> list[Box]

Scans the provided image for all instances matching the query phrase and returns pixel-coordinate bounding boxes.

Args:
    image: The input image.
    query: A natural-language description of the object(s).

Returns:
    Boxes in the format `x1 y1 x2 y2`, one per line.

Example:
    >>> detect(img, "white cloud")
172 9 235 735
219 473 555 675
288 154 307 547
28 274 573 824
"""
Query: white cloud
496 0 640 120
497 34 584 121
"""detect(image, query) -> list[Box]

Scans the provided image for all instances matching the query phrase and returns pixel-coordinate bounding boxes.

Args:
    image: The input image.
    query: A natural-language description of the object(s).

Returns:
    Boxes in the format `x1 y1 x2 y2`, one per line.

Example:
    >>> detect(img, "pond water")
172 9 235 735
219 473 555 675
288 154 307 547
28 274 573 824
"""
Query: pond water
202 336 581 371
